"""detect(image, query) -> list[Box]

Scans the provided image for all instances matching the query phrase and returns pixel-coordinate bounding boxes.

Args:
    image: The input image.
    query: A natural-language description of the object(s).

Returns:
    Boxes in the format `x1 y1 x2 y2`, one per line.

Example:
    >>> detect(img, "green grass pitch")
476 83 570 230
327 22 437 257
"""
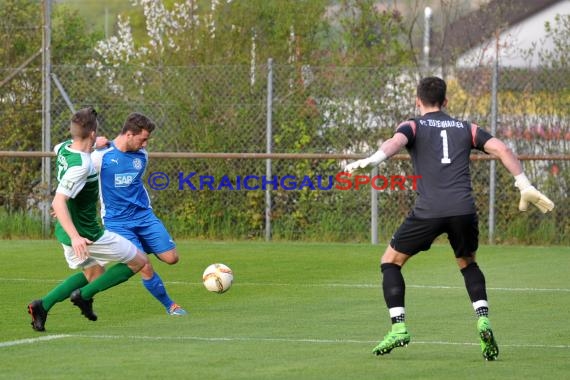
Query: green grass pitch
1 240 569 379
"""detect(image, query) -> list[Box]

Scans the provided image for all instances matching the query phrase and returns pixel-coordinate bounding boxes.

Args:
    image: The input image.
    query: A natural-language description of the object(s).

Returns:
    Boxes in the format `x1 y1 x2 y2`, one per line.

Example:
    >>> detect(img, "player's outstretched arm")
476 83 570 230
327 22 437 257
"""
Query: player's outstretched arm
483 137 554 213
513 173 555 213
343 133 408 173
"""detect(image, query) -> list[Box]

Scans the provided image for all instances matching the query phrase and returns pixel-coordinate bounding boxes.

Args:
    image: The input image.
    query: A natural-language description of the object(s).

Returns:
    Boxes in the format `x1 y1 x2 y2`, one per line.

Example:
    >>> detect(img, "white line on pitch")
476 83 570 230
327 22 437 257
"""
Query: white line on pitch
58 334 570 350
0 334 71 348
2 334 568 350
0 278 61 283
410 284 570 292
185 281 570 293
168 281 570 293
3 277 570 292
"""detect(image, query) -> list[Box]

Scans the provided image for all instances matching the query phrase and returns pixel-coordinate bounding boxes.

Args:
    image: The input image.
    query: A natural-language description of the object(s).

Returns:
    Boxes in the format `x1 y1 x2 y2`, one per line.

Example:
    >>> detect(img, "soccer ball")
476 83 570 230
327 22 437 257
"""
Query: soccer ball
202 263 233 293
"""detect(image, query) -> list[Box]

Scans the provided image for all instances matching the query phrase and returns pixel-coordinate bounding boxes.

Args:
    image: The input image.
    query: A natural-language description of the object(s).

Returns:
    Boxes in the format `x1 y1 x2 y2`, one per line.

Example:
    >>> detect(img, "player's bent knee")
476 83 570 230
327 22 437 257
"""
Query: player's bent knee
456 256 476 269
381 246 409 267
128 252 149 273
156 250 179 265
166 256 179 265
139 262 155 278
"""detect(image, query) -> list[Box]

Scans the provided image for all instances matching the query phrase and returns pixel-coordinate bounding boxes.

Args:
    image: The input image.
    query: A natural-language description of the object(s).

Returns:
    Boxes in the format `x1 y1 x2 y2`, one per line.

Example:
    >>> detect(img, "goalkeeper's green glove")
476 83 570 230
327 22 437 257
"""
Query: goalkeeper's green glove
344 150 387 173
514 173 555 213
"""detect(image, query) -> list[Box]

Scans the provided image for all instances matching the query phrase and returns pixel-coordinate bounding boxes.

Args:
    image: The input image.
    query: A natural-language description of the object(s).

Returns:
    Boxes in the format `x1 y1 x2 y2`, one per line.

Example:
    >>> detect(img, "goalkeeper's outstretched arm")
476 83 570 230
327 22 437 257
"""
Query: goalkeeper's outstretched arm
343 132 408 173
483 137 554 213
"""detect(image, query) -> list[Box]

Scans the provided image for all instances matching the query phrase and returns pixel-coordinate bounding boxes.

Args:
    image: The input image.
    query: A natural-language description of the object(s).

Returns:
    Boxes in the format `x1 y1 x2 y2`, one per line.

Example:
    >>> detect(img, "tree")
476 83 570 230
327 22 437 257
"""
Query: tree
81 0 417 239
0 0 101 212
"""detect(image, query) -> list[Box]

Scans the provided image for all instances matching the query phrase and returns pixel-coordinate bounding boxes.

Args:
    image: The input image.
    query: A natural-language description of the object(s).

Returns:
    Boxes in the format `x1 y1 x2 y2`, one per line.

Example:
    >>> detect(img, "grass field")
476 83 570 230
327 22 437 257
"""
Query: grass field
1 240 569 379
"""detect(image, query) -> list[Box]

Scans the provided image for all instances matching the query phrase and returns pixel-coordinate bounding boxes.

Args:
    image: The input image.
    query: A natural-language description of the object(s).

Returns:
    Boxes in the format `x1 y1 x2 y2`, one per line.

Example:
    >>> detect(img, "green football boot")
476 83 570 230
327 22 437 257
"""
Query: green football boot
372 322 411 356
477 316 499 360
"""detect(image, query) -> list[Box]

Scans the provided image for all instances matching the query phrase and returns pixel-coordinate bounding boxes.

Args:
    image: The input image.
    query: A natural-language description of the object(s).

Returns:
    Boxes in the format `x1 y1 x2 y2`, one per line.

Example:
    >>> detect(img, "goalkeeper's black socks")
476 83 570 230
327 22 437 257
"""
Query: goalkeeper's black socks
461 262 488 303
381 263 406 323
461 262 491 318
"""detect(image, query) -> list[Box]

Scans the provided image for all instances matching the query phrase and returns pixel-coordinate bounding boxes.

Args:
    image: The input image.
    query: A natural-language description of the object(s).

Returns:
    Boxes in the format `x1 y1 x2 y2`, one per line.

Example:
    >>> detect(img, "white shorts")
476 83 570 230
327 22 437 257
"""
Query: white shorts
63 230 138 270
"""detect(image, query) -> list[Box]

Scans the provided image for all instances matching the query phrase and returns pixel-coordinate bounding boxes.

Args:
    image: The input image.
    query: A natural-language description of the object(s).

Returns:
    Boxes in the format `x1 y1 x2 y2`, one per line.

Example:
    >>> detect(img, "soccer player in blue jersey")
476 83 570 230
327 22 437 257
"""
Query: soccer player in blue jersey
345 77 554 360
92 112 187 316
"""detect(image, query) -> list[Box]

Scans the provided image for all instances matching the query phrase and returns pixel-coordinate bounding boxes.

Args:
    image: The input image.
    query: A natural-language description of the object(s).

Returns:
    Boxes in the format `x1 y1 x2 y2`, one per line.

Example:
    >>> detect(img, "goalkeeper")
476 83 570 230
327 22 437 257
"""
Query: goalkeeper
344 76 554 361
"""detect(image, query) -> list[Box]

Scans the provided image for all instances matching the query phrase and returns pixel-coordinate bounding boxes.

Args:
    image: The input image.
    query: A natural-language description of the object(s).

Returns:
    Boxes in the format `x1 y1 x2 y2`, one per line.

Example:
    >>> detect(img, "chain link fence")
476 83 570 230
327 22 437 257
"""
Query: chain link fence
0 63 568 244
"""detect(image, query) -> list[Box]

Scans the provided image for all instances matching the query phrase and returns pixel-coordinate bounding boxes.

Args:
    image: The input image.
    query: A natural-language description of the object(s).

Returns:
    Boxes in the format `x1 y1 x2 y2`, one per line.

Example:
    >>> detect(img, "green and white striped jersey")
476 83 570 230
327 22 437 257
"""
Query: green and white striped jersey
54 140 104 246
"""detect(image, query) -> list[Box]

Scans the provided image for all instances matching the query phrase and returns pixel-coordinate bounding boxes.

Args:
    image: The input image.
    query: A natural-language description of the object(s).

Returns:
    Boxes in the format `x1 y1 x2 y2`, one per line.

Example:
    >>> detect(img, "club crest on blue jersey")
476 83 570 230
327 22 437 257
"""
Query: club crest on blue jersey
132 158 143 170
115 173 138 187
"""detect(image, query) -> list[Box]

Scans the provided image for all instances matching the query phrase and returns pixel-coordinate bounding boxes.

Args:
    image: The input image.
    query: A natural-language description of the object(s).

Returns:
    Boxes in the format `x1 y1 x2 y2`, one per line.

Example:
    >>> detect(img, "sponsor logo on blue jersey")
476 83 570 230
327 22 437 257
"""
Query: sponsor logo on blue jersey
115 173 138 187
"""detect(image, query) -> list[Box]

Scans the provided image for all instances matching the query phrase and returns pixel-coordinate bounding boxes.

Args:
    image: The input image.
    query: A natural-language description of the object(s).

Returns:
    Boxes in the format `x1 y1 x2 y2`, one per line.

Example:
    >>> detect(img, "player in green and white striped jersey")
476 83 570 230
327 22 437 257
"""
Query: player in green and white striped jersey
27 107 149 332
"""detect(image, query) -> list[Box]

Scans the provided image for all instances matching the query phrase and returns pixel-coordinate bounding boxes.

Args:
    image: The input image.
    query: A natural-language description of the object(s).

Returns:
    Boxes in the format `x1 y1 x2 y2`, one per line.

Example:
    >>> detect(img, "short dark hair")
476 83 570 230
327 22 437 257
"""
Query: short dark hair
417 77 446 107
121 112 156 135
70 107 98 138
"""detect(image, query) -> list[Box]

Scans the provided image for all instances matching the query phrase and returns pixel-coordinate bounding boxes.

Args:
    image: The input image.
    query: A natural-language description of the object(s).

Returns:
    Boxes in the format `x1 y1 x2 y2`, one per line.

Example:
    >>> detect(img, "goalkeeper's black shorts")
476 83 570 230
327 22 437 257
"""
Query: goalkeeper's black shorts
390 213 478 258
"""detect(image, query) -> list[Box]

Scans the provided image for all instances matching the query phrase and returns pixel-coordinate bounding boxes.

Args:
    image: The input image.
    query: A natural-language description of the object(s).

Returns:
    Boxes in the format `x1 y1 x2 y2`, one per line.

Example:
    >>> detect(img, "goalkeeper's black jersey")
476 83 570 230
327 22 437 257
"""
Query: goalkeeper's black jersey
397 111 492 219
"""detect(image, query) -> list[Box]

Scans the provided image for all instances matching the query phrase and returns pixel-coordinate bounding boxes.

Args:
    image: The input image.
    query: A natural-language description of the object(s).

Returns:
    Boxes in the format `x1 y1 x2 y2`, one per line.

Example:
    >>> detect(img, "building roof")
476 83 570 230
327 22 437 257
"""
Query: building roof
433 0 563 66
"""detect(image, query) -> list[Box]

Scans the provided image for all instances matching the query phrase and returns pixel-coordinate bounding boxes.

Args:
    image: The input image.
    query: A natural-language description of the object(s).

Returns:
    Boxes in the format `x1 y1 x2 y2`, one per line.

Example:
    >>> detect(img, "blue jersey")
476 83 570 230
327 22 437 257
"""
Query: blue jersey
92 143 152 222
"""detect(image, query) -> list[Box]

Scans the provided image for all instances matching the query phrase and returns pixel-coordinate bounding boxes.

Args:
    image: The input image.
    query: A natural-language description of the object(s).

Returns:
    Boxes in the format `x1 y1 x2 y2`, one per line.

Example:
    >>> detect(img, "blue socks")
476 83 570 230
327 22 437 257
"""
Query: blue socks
142 272 174 310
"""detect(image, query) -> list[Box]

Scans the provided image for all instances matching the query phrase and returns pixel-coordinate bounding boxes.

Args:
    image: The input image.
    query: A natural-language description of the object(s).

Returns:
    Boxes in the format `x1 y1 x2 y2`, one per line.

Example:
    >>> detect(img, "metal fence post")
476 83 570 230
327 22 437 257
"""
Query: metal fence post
371 166 378 244
41 0 52 239
423 7 432 75
488 45 499 244
265 58 273 241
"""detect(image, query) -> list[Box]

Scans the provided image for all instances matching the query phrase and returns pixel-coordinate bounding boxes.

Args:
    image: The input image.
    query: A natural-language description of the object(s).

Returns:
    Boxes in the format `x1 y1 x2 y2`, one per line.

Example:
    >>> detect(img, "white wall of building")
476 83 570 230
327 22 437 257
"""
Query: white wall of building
457 0 570 67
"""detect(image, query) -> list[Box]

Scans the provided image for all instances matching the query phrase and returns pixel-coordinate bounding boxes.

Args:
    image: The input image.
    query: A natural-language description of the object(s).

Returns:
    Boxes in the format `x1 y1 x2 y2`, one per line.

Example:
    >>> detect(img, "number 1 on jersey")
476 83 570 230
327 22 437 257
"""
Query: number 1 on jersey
440 130 451 164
